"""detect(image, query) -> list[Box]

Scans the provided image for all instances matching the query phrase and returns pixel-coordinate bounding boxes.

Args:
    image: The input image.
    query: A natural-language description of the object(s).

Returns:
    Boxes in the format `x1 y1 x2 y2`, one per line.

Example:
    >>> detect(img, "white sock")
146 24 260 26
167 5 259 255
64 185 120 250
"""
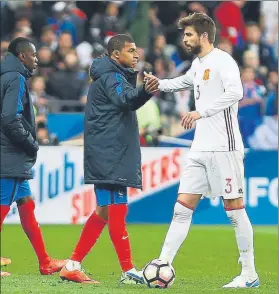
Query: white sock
226 208 257 276
125 267 135 273
65 260 81 271
159 202 193 264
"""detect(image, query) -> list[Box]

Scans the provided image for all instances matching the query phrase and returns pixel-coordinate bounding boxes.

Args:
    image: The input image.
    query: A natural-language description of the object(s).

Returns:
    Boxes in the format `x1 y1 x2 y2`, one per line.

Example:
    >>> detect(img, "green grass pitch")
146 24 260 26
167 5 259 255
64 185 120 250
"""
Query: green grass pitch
1 225 277 293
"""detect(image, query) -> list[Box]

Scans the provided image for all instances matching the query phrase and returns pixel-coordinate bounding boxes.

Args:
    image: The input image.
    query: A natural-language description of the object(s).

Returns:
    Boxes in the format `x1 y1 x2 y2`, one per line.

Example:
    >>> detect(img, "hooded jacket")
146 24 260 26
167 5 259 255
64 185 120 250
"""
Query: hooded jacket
84 56 152 188
0 53 38 179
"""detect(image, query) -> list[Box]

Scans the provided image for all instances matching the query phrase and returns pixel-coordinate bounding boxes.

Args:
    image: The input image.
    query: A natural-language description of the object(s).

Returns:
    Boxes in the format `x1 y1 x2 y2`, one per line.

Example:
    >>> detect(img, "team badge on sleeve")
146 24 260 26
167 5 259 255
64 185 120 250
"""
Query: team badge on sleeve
203 69 210 81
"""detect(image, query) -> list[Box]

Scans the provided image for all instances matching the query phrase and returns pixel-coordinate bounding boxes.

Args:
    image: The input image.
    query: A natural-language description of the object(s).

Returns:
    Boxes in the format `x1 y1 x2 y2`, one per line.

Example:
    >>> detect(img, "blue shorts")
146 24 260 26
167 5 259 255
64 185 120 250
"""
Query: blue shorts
94 184 128 207
0 178 31 206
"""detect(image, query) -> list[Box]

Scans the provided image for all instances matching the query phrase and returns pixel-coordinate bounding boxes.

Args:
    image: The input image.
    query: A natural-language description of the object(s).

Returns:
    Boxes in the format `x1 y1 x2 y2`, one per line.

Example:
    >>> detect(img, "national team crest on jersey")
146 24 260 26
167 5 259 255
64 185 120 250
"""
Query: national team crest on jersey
203 69 210 80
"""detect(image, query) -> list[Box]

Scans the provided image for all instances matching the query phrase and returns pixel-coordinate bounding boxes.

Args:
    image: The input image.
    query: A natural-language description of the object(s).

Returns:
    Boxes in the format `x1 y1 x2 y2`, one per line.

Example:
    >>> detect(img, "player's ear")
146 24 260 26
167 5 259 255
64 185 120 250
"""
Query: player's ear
18 52 25 62
202 32 208 41
114 50 120 59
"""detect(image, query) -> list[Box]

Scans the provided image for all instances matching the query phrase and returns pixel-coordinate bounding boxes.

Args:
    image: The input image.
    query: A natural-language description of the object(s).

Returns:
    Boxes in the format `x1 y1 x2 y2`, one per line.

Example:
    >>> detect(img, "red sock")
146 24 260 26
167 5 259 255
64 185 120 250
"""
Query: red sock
18 199 49 264
71 210 107 262
108 204 133 272
0 205 10 231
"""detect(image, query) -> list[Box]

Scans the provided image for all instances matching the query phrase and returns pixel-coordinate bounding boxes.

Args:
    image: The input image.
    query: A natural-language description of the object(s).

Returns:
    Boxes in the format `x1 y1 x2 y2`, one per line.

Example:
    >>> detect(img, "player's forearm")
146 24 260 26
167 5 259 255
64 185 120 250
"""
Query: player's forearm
158 76 193 92
199 91 242 118
121 86 151 111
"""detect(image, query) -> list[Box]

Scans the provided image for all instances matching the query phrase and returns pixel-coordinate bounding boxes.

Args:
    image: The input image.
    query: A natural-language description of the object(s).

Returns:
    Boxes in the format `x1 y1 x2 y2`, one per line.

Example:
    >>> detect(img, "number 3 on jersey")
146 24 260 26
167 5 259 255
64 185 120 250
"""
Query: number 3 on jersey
195 85 200 100
225 178 232 194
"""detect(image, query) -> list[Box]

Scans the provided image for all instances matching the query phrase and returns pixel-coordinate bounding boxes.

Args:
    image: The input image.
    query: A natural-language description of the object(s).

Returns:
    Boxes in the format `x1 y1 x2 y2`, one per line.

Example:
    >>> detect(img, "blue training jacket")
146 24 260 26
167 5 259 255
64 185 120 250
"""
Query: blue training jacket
84 56 152 188
0 53 38 179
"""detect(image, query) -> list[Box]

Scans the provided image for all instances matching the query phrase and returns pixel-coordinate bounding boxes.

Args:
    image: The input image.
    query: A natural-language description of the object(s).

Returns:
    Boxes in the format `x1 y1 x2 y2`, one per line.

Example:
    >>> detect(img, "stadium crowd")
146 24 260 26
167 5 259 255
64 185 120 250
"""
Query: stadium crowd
1 0 278 149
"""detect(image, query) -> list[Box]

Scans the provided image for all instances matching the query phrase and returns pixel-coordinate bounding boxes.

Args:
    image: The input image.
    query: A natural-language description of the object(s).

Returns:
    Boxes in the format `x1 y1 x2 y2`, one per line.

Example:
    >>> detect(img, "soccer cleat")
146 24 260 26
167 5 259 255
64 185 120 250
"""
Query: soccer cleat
120 268 145 285
1 271 11 277
1 257 11 266
223 274 260 288
60 266 100 284
40 258 67 275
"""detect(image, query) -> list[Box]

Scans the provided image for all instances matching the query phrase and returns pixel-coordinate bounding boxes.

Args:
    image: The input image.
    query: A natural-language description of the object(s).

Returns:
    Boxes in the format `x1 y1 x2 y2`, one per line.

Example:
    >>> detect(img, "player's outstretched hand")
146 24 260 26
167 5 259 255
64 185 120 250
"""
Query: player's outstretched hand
144 72 159 94
144 71 158 81
181 111 201 129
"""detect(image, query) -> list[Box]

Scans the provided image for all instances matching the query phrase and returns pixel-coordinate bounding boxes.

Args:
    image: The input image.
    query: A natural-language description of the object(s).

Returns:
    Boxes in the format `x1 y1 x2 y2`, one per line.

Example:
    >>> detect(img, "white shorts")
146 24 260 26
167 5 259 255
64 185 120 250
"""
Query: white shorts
178 151 244 199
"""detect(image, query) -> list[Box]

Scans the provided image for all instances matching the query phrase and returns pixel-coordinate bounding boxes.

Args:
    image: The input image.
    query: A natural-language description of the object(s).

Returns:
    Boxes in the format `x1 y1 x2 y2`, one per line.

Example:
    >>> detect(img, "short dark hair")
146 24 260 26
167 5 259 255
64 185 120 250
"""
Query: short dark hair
37 121 46 129
8 37 33 57
246 22 259 29
107 34 134 56
41 25 54 35
178 12 216 44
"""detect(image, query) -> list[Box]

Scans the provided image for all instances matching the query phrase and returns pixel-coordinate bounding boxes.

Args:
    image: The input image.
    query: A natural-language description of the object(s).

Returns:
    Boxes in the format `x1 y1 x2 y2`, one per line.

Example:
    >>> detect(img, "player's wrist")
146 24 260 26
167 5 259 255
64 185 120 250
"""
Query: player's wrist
198 110 207 118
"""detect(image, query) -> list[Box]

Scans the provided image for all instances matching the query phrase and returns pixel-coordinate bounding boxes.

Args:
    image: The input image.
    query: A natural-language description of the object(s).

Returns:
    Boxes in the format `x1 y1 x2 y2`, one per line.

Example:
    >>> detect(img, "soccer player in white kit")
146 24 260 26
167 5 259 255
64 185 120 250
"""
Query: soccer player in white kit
144 13 259 288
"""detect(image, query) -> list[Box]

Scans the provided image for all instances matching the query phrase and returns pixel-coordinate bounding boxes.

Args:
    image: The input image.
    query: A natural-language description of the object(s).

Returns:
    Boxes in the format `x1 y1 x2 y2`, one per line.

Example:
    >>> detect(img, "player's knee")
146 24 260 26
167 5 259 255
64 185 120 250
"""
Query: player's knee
173 202 194 222
95 205 108 221
223 198 244 211
16 196 34 209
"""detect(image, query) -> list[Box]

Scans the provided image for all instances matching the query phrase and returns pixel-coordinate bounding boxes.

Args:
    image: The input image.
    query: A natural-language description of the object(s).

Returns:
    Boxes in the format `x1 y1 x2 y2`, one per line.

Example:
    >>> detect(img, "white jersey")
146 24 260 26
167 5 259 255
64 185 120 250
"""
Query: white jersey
159 48 244 154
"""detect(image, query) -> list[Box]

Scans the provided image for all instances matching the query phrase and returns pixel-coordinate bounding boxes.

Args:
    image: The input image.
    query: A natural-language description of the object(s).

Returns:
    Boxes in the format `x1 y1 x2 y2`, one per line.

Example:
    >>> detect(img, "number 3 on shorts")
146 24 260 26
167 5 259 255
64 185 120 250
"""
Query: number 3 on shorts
225 178 232 194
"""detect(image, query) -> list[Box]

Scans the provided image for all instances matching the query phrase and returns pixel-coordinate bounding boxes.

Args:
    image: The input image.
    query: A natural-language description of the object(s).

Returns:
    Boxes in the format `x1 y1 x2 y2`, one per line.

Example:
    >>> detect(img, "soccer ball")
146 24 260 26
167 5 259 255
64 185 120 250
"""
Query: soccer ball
143 259 175 288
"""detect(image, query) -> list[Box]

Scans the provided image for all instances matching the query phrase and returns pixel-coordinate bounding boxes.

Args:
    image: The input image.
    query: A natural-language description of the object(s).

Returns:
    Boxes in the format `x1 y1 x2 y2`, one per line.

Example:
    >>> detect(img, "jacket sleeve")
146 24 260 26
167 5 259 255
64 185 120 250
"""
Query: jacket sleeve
103 73 152 111
199 55 243 118
158 61 196 92
1 73 39 156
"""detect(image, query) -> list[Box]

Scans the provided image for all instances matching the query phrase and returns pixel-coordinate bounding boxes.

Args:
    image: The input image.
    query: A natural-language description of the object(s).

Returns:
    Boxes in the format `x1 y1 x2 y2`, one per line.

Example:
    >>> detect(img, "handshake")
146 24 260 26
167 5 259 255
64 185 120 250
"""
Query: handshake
142 71 201 130
143 71 159 94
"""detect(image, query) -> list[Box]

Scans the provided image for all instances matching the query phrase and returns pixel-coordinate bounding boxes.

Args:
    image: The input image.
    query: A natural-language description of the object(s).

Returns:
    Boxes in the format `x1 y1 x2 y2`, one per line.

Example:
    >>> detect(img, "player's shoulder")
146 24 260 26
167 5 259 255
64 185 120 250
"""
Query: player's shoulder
1 71 23 84
214 48 238 65
192 57 199 66
190 57 199 70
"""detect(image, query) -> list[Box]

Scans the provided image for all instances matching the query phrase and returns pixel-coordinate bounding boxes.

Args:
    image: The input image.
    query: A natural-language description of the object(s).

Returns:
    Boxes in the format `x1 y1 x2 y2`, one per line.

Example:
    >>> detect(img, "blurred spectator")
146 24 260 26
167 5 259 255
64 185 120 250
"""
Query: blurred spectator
242 50 266 84
76 41 93 69
244 22 277 71
11 27 33 41
6 0 33 21
37 121 59 146
260 1 278 47
137 99 162 146
36 46 56 79
248 85 278 150
124 1 150 48
89 1 126 45
1 1 15 38
265 72 278 116
0 39 10 59
54 32 75 69
14 16 32 32
39 25 58 51
238 67 265 146
184 1 220 18
148 4 164 45
214 1 247 49
66 1 87 44
30 76 53 116
46 52 87 104
146 34 173 67
217 38 233 55
242 1 261 23
48 1 78 45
